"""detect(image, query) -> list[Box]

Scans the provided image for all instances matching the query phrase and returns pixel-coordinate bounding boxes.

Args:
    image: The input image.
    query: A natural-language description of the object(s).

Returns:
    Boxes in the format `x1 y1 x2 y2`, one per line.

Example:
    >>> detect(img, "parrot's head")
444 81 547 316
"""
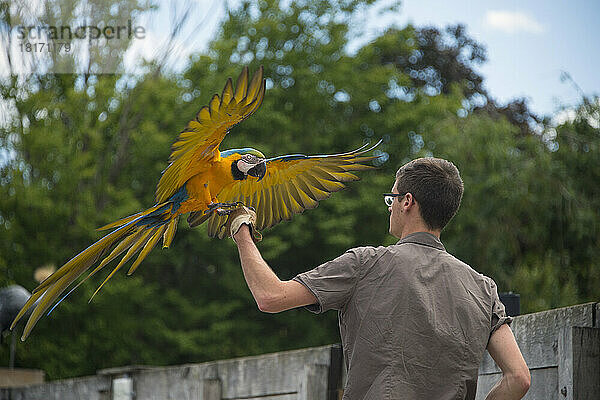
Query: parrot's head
229 148 267 181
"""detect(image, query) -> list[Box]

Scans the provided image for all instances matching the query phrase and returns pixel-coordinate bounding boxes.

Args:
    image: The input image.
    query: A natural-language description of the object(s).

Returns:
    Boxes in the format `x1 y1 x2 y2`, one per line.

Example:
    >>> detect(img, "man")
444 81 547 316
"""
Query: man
227 157 530 399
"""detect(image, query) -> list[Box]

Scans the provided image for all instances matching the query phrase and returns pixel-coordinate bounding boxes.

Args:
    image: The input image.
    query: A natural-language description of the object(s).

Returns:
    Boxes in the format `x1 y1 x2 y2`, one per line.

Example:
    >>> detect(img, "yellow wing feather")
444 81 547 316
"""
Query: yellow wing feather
206 143 381 237
155 66 266 203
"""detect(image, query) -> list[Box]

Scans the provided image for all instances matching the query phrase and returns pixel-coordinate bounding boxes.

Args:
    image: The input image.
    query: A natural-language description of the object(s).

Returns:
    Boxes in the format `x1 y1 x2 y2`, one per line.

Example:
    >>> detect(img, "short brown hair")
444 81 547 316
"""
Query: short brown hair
395 158 464 230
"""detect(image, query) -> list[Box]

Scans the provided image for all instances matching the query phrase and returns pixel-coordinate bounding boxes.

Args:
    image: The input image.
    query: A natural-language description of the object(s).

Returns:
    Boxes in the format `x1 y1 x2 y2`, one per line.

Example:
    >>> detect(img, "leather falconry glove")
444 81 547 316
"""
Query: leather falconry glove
223 206 263 243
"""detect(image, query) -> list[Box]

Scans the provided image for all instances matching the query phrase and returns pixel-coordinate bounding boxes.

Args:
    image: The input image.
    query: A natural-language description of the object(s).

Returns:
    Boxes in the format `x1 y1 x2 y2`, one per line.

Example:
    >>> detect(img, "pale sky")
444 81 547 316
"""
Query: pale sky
2 0 598 119
369 0 600 117
129 0 598 118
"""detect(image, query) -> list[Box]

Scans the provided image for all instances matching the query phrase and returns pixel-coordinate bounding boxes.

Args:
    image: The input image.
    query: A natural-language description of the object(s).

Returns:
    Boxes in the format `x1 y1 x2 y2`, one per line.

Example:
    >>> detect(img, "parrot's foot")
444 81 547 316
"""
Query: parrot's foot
205 202 252 216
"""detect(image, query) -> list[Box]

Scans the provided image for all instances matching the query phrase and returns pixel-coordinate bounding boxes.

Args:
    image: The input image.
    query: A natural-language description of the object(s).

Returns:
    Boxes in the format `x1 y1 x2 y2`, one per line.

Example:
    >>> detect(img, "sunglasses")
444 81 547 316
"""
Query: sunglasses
383 193 406 207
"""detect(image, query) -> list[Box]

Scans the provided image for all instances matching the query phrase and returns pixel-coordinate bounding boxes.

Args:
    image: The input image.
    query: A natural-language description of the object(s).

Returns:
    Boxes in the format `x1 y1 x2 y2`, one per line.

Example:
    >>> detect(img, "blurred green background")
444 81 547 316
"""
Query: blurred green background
0 0 598 379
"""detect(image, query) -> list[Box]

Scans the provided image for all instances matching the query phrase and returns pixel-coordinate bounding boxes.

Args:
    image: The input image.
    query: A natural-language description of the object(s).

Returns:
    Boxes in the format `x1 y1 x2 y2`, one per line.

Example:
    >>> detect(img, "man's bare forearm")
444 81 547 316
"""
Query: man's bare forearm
233 225 284 310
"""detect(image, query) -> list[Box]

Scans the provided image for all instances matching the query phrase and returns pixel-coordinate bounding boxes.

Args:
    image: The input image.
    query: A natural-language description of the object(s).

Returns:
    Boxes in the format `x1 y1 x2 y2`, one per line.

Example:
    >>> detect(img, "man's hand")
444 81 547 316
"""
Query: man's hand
223 205 262 242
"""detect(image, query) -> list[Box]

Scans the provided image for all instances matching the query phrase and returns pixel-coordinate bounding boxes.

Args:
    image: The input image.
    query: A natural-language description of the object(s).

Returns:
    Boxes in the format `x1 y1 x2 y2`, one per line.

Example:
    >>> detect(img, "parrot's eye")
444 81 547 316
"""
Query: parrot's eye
243 154 257 163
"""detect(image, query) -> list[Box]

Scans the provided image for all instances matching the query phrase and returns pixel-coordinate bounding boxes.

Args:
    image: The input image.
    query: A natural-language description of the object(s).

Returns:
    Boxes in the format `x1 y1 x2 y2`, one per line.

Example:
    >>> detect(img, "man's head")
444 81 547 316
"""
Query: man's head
389 158 463 238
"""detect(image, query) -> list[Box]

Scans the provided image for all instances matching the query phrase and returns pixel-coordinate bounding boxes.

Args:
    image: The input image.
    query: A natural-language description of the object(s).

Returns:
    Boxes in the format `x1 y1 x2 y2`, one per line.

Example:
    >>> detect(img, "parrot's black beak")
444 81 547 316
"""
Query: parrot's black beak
248 161 266 181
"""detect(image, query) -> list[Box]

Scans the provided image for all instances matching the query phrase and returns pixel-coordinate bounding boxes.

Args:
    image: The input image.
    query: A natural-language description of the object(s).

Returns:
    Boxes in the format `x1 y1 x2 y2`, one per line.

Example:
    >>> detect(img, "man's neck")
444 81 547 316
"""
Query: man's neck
399 223 441 240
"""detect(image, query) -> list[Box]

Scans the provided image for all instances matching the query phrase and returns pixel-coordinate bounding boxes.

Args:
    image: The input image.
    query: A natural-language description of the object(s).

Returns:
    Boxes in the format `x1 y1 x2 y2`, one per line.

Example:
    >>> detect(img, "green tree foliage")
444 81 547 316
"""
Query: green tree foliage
0 0 597 379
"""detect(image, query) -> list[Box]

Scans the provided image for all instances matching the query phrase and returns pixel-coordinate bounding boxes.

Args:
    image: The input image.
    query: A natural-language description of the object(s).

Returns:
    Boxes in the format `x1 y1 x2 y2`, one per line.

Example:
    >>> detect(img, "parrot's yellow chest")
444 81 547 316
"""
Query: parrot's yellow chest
177 157 234 214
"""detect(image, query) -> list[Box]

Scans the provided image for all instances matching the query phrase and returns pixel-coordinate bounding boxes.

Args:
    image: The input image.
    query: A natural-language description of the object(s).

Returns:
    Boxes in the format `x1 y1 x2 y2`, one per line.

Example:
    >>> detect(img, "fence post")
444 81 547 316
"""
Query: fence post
558 326 574 399
559 326 600 400
327 344 344 400
572 327 600 400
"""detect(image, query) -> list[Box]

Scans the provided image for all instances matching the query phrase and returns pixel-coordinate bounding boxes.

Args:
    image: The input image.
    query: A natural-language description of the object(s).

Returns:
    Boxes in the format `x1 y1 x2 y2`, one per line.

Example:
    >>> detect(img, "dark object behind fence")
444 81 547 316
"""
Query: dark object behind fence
499 292 520 316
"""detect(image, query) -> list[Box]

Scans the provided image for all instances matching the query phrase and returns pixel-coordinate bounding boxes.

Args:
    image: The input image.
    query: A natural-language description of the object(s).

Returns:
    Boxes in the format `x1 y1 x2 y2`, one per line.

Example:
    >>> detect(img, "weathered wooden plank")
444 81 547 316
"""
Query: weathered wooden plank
559 326 575 400
2 376 110 400
227 395 297 400
133 364 206 400
475 367 557 400
573 327 600 400
130 346 333 400
0 368 45 388
203 378 222 400
480 302 597 374
298 364 329 400
216 346 331 399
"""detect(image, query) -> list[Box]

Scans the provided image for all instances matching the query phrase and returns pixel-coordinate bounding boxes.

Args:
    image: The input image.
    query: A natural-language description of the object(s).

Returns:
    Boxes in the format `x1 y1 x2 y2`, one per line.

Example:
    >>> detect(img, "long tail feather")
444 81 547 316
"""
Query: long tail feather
96 212 143 231
91 229 146 274
96 203 166 231
32 222 136 295
23 273 83 340
128 226 166 275
45 228 146 315
89 228 157 302
162 216 179 248
12 201 180 340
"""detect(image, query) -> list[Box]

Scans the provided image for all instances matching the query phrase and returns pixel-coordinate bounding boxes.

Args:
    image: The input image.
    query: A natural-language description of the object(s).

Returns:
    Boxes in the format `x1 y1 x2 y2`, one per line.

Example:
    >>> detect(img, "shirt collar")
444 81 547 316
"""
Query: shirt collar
396 232 446 251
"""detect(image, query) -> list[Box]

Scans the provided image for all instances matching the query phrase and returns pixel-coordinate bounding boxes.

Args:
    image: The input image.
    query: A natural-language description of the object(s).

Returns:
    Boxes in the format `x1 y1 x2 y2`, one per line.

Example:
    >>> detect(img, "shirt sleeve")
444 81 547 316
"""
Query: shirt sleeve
490 279 513 335
292 249 361 314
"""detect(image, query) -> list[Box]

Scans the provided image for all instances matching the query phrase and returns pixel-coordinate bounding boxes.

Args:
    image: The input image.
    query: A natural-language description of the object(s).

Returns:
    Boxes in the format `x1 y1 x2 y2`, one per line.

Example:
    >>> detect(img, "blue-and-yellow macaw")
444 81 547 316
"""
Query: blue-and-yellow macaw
11 66 380 340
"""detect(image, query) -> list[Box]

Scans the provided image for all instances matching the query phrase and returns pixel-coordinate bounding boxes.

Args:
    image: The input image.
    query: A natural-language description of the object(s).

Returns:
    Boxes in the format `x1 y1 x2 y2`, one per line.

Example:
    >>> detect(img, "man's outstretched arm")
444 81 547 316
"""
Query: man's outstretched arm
233 225 317 313
485 324 531 400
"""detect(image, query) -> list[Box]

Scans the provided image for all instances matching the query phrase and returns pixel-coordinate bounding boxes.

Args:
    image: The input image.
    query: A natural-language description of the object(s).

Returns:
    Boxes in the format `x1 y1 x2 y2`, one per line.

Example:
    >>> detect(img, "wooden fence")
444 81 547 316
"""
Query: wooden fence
476 302 599 400
1 302 598 400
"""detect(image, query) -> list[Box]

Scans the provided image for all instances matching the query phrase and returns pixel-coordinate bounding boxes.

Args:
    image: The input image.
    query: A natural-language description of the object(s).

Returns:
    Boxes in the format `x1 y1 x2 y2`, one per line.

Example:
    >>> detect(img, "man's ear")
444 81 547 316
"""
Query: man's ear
404 192 415 208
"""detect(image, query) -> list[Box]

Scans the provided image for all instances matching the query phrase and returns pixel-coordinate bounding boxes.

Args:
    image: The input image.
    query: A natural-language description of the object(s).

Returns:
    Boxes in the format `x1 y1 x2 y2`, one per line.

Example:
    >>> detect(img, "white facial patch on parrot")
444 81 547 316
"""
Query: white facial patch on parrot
237 159 255 174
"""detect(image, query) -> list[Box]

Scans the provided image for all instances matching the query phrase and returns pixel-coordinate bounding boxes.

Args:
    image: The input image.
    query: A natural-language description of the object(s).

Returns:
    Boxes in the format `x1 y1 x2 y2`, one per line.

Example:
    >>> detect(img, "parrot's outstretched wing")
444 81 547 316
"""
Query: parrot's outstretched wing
201 141 382 237
155 66 266 203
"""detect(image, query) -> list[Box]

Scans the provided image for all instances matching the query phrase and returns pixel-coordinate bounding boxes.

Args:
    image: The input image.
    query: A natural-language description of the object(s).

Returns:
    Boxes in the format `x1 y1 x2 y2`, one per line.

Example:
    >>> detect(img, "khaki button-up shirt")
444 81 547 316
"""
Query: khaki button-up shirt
293 232 511 400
